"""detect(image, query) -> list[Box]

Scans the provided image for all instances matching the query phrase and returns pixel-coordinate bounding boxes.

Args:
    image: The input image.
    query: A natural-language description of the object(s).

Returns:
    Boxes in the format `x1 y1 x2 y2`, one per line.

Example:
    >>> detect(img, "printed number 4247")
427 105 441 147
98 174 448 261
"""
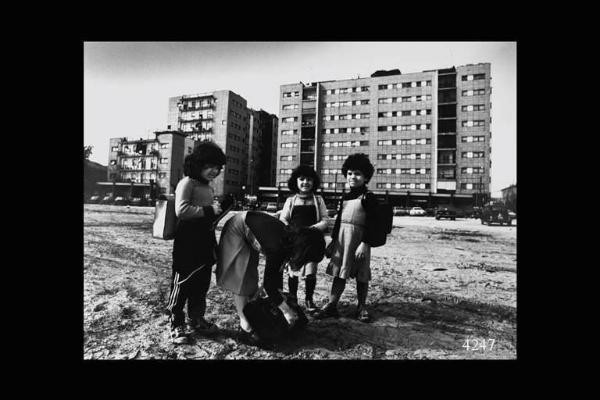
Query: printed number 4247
463 338 495 351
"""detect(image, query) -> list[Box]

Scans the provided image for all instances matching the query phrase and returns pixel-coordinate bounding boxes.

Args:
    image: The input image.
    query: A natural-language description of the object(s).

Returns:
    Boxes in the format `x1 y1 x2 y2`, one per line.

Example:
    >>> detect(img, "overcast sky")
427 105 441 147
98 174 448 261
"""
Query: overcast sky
84 41 516 195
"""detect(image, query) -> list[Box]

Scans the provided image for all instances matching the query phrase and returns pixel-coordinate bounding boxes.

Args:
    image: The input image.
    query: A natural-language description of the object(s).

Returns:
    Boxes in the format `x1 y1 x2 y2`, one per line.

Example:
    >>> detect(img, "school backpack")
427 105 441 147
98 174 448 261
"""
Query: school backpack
361 193 393 248
243 291 308 342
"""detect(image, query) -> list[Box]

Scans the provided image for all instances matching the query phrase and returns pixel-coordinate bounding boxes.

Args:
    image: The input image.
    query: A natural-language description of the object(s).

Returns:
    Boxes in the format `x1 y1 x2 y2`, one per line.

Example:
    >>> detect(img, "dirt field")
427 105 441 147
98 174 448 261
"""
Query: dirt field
83 204 517 360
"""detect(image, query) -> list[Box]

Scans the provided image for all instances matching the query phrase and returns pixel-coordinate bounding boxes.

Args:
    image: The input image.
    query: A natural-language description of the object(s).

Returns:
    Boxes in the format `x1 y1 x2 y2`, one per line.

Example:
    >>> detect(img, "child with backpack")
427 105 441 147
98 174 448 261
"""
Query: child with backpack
279 165 329 313
166 141 226 344
313 153 381 323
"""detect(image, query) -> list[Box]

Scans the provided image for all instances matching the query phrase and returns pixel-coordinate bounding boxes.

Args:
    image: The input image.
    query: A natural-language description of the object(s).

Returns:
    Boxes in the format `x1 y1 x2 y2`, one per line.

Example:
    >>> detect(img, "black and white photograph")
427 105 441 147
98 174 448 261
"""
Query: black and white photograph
83 41 517 360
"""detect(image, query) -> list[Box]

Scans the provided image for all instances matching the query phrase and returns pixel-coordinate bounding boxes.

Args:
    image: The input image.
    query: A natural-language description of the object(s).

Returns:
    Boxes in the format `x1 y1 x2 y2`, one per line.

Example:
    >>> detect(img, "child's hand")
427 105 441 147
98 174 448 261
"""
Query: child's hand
355 242 370 261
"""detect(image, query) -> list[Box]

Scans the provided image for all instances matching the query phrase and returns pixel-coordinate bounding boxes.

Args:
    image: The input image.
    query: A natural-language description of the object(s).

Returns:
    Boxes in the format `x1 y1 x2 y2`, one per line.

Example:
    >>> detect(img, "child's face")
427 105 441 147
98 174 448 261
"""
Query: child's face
346 170 366 188
200 164 222 182
297 176 314 194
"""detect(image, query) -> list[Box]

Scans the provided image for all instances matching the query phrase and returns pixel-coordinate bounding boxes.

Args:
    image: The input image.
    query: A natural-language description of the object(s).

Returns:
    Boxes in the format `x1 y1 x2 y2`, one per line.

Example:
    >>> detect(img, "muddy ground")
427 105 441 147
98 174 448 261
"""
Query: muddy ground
83 205 516 360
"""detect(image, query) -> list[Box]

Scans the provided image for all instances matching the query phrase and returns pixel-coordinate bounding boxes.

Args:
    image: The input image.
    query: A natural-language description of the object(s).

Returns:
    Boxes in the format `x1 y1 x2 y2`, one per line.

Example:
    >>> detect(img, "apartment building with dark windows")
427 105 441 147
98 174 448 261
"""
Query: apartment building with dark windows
166 90 278 197
276 63 492 205
102 130 195 200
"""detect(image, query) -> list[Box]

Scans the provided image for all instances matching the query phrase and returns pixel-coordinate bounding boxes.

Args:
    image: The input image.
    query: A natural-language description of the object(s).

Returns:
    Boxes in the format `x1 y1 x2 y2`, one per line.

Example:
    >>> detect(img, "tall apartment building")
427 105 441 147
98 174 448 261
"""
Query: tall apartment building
248 109 278 193
103 131 195 199
167 90 278 197
167 90 248 196
276 63 492 200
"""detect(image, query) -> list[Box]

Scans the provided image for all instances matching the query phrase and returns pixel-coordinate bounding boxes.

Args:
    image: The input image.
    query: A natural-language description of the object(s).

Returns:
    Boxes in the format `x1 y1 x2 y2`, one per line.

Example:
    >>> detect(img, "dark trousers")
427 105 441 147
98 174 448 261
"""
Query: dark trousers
166 265 212 327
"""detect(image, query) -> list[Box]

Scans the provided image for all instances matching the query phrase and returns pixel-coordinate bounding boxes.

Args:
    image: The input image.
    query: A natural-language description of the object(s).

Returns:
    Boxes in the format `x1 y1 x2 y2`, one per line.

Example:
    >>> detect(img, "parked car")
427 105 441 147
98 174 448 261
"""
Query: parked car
100 195 114 204
481 203 513 226
114 196 129 206
88 195 101 204
435 207 457 220
129 197 147 206
266 202 278 212
393 206 409 216
409 206 426 216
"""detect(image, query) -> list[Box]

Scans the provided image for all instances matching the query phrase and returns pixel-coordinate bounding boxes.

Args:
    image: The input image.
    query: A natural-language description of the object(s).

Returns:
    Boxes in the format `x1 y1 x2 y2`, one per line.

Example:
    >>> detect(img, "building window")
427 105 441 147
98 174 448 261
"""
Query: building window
462 89 486 96
461 151 485 158
111 146 119 152
462 73 486 81
160 158 168 164
160 143 169 149
281 129 297 136
282 104 298 110
462 120 486 127
461 104 486 112
461 136 486 143
110 160 117 165
280 155 297 161
282 117 297 123
281 143 297 148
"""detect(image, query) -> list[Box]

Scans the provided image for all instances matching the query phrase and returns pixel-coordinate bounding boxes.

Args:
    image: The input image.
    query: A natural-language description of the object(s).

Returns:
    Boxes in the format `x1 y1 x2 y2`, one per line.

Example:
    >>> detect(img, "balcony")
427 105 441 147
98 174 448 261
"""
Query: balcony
178 115 214 123
301 120 316 127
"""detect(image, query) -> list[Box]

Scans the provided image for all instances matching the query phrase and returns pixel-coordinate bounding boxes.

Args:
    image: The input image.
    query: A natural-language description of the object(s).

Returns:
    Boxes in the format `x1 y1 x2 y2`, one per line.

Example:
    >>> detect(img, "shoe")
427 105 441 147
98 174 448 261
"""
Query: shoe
304 299 318 313
312 303 339 320
170 325 189 345
188 317 218 335
356 305 371 323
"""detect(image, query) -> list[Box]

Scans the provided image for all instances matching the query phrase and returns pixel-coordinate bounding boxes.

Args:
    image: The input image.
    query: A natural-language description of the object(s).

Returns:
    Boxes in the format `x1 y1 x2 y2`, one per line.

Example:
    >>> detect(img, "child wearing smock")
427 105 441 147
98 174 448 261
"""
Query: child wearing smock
313 153 379 323
166 142 226 344
279 165 329 313
216 211 325 345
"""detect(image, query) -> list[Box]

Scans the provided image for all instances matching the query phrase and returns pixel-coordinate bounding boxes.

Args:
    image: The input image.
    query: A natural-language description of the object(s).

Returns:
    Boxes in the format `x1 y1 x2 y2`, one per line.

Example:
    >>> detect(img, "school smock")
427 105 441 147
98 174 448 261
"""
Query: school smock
172 176 217 276
326 186 378 282
279 194 328 278
215 211 290 305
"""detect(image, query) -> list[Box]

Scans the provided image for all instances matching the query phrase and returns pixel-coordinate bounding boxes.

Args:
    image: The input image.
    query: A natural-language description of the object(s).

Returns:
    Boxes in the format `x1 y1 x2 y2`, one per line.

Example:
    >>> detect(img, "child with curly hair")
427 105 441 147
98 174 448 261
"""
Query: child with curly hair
313 153 379 323
279 165 328 313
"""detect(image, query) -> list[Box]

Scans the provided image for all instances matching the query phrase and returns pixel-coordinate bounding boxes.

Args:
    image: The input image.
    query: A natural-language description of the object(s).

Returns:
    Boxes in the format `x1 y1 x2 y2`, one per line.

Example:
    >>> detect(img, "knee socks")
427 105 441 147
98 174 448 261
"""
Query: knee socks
356 281 368 306
288 276 298 298
329 277 346 305
305 274 316 302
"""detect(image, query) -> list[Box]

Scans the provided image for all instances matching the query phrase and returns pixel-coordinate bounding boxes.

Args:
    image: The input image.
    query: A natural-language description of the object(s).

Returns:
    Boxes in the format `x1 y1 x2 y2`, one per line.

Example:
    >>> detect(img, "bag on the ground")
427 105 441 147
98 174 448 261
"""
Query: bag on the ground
153 196 177 240
243 292 308 342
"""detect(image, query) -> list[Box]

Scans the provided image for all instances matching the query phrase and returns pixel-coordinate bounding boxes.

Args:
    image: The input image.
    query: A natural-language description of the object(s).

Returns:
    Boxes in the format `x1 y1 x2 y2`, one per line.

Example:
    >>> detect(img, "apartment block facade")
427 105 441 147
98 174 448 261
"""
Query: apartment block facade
105 131 195 198
276 63 492 197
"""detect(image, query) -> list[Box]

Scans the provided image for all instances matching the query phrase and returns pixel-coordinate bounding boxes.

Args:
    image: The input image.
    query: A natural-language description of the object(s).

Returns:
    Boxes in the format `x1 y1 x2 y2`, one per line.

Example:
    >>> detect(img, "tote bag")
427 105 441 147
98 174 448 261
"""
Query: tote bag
153 196 177 240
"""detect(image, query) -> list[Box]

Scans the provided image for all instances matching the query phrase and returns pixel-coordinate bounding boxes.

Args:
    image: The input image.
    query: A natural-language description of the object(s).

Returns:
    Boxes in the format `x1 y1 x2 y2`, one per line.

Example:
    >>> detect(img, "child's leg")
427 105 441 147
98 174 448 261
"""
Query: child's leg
313 276 344 319
356 279 368 307
304 274 316 302
329 276 346 305
166 271 187 327
187 264 213 325
288 275 299 299
233 294 252 332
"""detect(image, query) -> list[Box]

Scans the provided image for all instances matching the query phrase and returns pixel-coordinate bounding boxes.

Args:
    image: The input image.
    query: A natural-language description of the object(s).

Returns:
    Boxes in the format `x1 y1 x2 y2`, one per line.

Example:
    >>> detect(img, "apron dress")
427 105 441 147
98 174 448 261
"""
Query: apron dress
325 196 372 283
287 201 318 278
215 211 264 296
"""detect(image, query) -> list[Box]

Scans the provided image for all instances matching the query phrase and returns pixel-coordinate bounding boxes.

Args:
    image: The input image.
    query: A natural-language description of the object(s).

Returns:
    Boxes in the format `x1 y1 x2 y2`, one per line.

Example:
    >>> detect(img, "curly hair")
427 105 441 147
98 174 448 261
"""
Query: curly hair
287 164 321 192
183 141 226 181
341 153 375 182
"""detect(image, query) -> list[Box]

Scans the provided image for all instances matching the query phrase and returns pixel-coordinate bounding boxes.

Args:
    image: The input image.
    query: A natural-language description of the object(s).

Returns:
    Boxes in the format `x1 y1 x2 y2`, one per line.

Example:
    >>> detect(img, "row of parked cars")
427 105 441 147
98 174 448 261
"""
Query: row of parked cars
87 195 154 207
392 204 516 225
